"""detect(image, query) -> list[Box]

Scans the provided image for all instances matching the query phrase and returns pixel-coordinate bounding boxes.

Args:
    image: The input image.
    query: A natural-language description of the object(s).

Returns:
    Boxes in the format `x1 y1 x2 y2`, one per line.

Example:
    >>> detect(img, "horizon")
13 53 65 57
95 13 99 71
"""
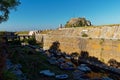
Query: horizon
0 0 120 31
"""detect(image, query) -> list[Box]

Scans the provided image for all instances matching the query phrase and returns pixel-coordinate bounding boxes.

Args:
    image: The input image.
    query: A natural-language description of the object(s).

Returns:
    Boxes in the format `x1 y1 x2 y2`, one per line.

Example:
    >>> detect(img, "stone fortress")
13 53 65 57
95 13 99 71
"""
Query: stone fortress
35 25 120 63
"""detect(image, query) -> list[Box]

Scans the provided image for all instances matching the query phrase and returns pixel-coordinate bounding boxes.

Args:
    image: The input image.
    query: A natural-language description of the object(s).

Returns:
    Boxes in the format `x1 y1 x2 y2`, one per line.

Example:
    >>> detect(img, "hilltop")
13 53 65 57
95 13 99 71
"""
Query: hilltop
64 17 91 28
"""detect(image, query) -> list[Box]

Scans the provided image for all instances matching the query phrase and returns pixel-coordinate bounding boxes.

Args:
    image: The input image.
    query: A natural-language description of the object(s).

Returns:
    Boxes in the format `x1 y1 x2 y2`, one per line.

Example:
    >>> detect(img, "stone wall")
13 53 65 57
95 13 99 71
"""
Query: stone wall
35 34 46 43
36 26 120 63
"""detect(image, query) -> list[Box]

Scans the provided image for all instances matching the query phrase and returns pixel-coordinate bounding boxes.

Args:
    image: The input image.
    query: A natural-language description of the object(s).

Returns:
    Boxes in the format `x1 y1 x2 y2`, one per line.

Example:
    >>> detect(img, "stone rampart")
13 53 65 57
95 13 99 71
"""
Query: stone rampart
36 26 120 63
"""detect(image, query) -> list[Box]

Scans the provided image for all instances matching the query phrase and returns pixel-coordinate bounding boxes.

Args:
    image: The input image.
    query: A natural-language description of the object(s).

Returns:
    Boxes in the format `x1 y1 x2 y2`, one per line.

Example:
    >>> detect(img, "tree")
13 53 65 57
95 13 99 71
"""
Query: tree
70 52 79 58
0 0 20 23
49 41 60 51
108 59 118 68
80 51 89 58
70 52 79 65
49 41 60 55
0 1 20 79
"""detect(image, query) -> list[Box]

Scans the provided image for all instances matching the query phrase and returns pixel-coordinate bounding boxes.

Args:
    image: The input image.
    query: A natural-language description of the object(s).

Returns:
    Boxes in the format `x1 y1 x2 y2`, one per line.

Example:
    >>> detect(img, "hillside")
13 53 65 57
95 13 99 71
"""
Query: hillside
65 17 91 28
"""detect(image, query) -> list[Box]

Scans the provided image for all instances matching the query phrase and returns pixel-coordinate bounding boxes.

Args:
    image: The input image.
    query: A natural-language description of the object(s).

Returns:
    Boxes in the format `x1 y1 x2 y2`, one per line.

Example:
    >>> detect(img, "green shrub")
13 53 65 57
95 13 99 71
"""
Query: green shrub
82 33 88 37
100 38 104 44
27 37 36 45
2 70 18 80
100 58 104 63
22 37 36 45
89 37 92 40
8 40 21 45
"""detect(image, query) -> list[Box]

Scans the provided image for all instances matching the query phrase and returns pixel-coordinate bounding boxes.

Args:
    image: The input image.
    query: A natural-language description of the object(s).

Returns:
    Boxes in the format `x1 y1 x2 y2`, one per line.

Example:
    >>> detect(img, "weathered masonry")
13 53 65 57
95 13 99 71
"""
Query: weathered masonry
36 26 120 63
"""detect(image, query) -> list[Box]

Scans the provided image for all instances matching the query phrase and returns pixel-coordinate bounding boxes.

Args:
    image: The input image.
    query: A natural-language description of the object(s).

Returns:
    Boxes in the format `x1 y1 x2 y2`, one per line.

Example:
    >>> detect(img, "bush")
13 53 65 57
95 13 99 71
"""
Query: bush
27 37 36 45
8 40 21 45
2 70 18 80
82 33 88 37
22 37 36 45
89 37 92 40
100 38 104 45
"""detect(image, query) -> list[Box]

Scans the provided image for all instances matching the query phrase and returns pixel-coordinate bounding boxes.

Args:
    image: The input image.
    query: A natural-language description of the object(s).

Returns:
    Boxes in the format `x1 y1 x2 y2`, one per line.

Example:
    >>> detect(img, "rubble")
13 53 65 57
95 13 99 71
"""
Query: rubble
40 70 55 77
77 64 91 72
5 59 27 80
55 74 68 79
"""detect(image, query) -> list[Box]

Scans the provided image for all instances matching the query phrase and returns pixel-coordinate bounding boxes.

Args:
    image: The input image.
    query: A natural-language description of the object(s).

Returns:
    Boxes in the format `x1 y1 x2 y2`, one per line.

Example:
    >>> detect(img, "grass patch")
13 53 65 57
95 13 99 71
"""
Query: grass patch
15 31 29 34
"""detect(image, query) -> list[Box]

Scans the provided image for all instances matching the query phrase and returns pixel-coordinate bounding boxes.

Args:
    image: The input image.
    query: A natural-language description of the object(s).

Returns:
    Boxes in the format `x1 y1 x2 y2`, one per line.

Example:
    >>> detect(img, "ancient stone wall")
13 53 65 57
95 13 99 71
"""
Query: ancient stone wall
35 34 46 43
36 26 120 63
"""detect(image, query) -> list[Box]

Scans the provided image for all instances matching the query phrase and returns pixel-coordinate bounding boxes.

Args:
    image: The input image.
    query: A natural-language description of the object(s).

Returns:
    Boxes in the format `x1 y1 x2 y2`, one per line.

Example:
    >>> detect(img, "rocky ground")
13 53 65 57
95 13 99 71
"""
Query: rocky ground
1 44 119 80
0 45 120 80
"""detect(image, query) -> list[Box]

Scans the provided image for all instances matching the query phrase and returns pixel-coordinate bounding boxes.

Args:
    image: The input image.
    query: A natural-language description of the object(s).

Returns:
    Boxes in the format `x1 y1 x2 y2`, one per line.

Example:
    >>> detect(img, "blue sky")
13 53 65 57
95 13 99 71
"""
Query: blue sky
0 0 120 31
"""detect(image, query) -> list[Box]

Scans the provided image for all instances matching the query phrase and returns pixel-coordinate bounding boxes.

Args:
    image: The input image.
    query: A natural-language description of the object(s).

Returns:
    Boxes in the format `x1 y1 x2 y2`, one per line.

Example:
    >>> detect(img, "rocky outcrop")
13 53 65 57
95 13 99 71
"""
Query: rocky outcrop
65 17 91 27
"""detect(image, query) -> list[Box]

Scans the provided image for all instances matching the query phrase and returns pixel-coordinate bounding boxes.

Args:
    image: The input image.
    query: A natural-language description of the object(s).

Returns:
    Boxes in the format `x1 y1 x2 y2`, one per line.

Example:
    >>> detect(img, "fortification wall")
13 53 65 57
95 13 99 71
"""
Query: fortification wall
35 34 46 43
37 26 120 63
44 35 120 63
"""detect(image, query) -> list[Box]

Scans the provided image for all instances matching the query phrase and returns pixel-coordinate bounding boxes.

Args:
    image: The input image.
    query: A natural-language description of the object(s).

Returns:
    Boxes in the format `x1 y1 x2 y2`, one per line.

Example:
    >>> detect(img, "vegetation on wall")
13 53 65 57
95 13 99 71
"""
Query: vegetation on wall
100 38 104 45
89 37 92 40
82 33 88 37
